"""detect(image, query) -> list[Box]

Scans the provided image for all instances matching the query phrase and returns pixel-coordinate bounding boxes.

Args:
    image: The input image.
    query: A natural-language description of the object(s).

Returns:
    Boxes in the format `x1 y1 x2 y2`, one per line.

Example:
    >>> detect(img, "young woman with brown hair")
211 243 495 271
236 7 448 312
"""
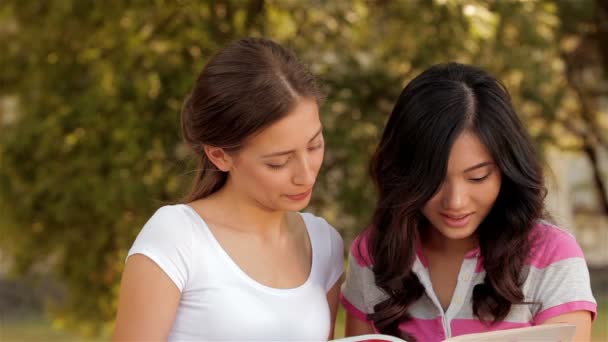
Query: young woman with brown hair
114 38 343 341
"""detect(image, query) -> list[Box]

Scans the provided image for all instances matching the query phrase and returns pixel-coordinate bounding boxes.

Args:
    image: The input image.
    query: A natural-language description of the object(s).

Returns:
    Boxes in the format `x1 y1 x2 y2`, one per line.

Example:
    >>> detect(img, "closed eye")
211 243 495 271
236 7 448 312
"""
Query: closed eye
469 174 490 183
308 143 323 151
267 162 287 170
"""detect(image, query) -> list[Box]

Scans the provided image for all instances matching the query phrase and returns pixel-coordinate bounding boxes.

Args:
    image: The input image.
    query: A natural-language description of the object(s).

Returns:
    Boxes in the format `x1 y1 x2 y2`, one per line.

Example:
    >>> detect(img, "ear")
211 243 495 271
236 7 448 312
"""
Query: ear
203 145 234 172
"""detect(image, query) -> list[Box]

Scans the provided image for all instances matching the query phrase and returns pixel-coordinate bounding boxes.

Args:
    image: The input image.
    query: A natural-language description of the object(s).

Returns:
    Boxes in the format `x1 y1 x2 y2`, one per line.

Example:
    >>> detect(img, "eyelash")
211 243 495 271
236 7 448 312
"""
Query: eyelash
266 144 323 170
470 174 490 183
309 143 323 151
267 164 285 170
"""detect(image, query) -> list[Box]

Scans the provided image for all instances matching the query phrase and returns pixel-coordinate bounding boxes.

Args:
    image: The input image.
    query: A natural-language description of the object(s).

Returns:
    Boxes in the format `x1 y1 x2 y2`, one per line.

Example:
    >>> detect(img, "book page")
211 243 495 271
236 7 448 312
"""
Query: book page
330 334 407 342
444 323 576 342
330 324 575 342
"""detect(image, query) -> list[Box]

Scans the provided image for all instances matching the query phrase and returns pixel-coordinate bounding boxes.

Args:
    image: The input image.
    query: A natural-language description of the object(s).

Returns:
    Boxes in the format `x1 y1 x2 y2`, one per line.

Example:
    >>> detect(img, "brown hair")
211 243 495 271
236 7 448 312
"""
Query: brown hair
181 37 323 202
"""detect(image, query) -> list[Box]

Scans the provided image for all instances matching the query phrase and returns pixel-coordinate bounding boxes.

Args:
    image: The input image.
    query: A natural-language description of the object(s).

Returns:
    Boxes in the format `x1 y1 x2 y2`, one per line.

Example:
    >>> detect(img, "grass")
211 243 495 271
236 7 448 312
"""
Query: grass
334 305 346 339
0 318 79 342
591 296 607 341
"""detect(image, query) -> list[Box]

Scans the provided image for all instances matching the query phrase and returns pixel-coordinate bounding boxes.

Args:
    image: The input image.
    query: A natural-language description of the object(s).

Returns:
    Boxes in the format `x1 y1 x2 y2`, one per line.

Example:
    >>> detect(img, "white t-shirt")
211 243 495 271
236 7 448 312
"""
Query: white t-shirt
127 204 344 341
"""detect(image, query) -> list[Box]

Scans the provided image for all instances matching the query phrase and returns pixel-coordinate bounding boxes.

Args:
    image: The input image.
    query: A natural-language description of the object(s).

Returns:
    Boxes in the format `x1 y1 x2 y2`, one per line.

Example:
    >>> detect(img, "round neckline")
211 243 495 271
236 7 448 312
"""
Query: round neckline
180 204 315 295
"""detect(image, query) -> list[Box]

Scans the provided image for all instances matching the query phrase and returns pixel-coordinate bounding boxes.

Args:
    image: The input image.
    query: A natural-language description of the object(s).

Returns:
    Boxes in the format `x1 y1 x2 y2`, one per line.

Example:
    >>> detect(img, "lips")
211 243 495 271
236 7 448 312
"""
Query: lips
285 188 312 201
440 212 473 228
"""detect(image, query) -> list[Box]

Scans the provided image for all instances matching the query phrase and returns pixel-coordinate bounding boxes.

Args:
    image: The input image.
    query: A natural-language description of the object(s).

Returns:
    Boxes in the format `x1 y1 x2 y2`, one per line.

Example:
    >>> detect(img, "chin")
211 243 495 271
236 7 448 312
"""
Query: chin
437 226 477 241
270 200 308 212
286 202 311 212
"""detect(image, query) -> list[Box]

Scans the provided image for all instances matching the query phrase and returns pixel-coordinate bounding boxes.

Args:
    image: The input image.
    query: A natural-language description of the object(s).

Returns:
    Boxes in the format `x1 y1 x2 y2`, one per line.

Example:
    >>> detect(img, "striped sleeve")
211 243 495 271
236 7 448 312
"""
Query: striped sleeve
527 224 597 324
340 231 382 322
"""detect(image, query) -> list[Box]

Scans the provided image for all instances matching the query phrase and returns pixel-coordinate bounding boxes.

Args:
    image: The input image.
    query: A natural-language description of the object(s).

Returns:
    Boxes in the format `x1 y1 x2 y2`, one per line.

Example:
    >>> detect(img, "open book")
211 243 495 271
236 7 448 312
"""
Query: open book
331 323 575 342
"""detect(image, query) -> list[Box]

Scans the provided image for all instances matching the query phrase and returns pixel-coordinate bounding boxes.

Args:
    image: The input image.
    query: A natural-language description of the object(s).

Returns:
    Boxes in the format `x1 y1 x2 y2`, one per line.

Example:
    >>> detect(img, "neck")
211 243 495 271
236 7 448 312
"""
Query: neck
422 228 478 256
196 180 288 240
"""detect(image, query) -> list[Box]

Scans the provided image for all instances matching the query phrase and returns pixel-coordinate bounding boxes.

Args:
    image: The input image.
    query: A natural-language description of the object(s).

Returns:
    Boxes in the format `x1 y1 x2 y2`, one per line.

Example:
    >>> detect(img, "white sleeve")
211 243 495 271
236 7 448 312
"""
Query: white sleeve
325 223 345 291
127 205 193 291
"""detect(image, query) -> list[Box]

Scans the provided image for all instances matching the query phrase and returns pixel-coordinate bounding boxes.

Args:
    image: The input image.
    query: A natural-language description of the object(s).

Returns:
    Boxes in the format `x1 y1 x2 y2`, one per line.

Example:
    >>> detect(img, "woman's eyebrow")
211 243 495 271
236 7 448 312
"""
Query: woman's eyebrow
261 127 323 158
463 161 494 173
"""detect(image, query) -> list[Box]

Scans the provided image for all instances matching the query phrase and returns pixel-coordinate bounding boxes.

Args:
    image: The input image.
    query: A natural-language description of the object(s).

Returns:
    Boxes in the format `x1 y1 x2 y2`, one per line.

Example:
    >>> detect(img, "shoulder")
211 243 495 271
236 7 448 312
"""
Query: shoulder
527 221 585 269
349 227 374 267
300 212 344 266
525 222 597 323
300 212 342 245
146 204 191 225
134 204 197 248
144 204 194 230
128 204 197 290
300 212 344 288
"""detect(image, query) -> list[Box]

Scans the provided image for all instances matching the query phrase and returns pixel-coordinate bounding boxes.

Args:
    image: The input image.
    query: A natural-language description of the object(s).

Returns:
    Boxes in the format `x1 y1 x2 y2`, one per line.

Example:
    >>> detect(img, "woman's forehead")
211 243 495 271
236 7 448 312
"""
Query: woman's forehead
244 99 322 153
447 132 494 170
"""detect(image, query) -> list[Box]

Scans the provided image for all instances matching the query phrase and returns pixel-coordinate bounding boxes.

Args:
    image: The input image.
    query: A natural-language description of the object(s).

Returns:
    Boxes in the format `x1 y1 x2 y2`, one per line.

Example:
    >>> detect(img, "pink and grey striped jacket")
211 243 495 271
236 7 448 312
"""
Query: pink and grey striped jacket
340 222 597 341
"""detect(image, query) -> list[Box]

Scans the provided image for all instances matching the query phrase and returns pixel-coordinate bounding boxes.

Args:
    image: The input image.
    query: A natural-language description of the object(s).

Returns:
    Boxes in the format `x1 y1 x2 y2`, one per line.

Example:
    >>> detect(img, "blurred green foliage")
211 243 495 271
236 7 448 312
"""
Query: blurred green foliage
0 0 605 337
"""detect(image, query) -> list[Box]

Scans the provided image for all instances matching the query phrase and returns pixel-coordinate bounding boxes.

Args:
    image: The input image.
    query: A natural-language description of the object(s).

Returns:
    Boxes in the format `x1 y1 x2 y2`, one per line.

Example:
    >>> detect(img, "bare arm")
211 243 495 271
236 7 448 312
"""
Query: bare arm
113 254 181 341
327 281 341 340
344 311 374 337
542 310 592 341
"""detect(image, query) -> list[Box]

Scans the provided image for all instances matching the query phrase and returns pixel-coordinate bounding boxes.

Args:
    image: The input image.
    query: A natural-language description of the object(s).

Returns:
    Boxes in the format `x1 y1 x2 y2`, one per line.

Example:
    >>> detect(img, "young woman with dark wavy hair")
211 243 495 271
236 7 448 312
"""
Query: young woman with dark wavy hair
340 63 596 341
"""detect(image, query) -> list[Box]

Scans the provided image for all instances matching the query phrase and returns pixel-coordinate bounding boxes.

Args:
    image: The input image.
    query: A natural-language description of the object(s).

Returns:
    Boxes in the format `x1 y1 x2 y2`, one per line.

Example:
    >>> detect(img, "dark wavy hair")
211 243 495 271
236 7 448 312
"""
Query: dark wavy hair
367 63 546 340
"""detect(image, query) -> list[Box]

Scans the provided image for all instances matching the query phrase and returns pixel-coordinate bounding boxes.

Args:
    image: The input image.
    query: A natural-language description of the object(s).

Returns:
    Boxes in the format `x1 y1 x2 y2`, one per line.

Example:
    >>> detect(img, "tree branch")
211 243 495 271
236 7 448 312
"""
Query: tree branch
581 141 608 214
244 0 265 31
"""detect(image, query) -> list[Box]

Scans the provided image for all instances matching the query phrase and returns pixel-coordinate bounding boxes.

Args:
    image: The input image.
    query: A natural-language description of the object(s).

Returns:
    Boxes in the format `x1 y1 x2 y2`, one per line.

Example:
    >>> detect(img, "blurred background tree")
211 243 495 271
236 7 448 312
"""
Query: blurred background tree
554 0 608 213
0 0 606 338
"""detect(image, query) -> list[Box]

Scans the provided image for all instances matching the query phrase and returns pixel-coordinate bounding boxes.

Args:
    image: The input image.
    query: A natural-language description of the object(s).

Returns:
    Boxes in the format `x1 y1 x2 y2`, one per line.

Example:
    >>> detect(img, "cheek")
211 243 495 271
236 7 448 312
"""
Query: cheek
238 165 281 190
311 150 324 174
255 170 286 190
422 195 441 217
478 178 502 208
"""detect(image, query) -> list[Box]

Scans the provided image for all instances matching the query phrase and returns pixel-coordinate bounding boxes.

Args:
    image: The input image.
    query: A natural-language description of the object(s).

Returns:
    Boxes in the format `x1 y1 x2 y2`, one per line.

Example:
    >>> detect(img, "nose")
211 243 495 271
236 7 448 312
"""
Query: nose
293 156 316 186
440 181 468 211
